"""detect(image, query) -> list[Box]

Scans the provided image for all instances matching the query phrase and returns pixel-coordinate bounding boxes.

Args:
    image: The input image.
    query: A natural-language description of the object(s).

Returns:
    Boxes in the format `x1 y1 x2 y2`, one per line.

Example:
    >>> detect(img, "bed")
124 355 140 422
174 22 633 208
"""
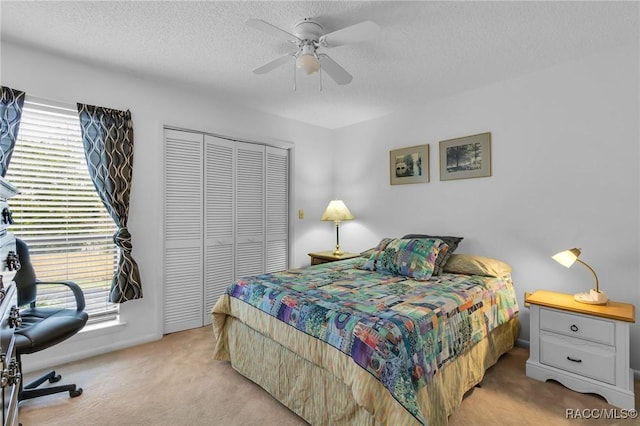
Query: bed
212 237 519 425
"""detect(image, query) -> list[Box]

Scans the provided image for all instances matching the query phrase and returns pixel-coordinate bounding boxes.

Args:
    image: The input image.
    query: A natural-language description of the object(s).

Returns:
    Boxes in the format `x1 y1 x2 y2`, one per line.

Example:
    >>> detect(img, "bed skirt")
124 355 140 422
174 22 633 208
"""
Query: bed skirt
213 296 519 426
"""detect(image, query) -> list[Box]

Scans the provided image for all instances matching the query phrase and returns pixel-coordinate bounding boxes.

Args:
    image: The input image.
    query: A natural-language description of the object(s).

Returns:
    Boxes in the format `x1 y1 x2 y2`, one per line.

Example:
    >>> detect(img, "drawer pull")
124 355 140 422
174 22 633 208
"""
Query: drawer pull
567 356 582 363
1 207 13 225
8 306 21 328
8 357 20 386
0 355 18 388
0 354 7 388
5 251 19 272
570 324 579 332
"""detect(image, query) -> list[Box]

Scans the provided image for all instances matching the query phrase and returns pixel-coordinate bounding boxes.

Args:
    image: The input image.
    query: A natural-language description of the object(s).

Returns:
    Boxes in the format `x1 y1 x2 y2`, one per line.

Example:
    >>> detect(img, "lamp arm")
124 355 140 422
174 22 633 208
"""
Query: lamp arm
576 259 600 293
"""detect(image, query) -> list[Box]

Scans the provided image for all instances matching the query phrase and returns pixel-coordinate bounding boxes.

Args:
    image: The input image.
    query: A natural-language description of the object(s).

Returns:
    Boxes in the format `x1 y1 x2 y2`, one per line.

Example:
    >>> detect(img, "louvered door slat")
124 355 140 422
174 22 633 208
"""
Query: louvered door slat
164 246 203 333
236 144 264 238
204 243 233 325
266 240 288 272
205 137 234 241
165 131 203 242
236 241 265 277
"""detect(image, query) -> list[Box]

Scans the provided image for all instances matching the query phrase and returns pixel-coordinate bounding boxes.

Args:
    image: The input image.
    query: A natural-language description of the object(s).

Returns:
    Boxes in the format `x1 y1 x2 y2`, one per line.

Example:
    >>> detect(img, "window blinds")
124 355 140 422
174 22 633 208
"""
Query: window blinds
5 97 118 323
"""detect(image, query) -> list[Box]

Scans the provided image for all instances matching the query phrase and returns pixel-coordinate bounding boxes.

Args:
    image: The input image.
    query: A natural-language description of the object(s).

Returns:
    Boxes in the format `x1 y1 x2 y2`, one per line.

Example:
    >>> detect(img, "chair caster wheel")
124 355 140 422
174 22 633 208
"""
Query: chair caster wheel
70 388 83 398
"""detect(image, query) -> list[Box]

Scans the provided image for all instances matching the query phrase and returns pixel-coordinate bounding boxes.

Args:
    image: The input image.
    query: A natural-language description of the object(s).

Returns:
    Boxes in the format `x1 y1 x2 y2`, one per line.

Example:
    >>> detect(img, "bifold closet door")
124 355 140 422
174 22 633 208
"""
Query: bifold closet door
266 147 289 273
164 129 289 333
203 135 235 326
235 143 265 278
164 129 204 333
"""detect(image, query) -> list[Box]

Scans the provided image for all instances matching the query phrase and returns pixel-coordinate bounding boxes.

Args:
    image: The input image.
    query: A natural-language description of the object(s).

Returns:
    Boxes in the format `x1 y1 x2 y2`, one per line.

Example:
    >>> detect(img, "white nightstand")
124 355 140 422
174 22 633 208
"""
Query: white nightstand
525 290 636 409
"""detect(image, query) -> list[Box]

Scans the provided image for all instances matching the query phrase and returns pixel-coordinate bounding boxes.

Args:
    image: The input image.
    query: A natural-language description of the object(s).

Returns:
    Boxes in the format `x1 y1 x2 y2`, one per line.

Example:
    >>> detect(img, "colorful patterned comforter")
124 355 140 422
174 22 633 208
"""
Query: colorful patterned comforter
224 256 519 424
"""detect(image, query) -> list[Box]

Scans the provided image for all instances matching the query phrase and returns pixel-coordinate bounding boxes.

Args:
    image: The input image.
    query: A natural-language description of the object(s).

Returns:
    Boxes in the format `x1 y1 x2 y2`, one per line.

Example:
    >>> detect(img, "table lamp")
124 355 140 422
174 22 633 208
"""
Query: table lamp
552 248 607 304
321 200 354 256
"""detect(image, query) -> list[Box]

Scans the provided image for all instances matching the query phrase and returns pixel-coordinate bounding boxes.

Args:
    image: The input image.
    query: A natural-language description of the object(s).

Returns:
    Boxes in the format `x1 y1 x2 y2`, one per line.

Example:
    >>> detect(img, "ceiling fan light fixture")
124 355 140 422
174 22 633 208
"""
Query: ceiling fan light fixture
296 53 320 75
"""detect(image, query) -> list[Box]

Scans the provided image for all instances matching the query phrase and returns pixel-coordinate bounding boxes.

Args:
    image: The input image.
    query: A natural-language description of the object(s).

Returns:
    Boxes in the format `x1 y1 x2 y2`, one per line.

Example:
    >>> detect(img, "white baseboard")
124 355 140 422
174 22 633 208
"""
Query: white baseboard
21 321 161 374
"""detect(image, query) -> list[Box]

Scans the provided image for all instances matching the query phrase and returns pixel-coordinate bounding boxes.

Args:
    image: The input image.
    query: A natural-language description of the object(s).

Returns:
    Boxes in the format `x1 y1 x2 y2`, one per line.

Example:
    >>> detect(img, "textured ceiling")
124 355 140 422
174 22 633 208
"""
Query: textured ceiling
1 1 637 129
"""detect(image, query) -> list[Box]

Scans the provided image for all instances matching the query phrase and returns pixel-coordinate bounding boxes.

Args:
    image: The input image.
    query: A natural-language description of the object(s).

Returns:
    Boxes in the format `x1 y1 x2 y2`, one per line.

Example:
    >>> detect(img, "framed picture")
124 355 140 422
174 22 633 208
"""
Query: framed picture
439 132 491 181
389 144 429 185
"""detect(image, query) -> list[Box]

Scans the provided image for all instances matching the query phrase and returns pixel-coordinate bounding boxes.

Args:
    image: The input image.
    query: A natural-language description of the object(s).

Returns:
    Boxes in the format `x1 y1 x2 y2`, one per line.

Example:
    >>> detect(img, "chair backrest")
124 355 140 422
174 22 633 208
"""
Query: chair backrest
14 238 38 307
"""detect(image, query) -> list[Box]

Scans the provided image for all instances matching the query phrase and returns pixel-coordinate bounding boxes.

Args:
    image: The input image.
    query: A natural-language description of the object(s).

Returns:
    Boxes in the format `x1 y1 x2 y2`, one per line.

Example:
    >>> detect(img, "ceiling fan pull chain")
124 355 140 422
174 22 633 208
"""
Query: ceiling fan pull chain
293 59 297 91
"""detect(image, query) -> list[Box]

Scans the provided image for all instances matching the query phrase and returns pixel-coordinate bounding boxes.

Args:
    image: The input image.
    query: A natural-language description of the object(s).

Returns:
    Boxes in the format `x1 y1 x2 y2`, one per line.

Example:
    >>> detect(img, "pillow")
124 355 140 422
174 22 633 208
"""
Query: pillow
361 238 446 280
442 254 512 277
359 247 378 258
402 234 463 275
359 237 393 260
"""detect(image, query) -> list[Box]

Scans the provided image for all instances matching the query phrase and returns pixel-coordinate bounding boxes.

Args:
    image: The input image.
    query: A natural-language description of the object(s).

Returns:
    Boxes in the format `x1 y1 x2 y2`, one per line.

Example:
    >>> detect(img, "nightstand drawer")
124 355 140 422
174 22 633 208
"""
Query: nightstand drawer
540 333 615 384
540 308 614 346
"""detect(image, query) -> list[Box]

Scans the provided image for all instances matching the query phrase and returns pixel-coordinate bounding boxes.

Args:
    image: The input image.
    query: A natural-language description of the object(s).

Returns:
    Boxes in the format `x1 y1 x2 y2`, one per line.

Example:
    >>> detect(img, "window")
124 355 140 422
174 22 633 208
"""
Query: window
6 97 118 323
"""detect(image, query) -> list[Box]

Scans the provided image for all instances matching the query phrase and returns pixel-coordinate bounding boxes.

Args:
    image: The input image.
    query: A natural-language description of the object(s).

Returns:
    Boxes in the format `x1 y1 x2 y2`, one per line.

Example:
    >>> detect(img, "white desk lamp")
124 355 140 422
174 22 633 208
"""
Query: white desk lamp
552 248 607 305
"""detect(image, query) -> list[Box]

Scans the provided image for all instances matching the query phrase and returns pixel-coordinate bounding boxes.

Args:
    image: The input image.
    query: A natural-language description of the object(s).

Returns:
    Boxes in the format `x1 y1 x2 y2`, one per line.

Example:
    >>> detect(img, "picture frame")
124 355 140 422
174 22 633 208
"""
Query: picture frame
389 144 429 185
439 132 491 181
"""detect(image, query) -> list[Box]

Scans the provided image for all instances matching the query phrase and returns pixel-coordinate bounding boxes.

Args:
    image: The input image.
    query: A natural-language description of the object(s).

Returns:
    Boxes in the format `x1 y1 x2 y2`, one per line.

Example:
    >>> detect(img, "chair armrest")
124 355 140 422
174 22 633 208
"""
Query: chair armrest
35 280 86 312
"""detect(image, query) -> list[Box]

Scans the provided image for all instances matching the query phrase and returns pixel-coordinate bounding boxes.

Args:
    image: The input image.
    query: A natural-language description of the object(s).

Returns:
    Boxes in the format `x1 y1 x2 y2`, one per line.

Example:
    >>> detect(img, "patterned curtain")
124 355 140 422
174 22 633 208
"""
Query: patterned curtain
0 87 26 176
77 103 142 303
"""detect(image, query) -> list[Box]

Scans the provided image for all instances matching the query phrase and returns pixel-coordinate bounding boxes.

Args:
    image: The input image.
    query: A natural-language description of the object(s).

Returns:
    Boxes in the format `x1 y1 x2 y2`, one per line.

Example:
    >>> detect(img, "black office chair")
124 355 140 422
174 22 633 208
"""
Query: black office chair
13 238 89 401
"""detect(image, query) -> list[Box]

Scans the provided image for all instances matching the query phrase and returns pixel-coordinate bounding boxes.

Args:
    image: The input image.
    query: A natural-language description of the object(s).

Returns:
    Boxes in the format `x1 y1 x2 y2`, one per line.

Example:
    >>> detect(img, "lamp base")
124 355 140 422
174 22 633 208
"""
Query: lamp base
332 249 344 256
574 289 608 305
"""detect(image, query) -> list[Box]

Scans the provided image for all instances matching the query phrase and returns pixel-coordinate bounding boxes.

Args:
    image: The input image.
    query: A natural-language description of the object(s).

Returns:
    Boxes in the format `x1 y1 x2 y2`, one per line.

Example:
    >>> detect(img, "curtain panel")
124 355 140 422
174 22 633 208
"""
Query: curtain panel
77 103 142 303
0 87 26 177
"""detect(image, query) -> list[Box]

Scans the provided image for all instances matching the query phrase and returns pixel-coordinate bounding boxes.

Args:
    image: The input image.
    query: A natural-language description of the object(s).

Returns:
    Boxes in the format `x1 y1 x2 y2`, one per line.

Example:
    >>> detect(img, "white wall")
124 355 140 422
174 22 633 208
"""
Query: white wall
332 44 640 370
2 40 638 373
1 41 336 370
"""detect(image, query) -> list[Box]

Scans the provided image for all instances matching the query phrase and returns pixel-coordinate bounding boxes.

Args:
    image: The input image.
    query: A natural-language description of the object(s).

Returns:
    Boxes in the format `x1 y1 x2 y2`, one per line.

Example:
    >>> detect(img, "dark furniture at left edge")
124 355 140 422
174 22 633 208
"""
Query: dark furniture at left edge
0 176 20 426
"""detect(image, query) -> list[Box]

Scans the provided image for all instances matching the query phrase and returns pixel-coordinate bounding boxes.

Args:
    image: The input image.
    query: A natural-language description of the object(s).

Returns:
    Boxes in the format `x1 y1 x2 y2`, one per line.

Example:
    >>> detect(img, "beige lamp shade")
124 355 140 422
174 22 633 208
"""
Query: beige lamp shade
321 200 353 256
321 200 354 222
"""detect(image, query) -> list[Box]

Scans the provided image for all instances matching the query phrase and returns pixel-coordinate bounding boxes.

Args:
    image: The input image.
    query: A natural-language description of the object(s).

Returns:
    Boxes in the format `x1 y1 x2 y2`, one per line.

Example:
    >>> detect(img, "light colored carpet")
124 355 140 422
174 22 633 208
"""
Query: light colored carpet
18 326 640 425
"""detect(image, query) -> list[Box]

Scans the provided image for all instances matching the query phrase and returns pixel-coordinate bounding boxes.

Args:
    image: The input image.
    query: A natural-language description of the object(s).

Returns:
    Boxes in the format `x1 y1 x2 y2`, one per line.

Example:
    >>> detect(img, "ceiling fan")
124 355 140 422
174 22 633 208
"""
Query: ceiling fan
246 17 380 90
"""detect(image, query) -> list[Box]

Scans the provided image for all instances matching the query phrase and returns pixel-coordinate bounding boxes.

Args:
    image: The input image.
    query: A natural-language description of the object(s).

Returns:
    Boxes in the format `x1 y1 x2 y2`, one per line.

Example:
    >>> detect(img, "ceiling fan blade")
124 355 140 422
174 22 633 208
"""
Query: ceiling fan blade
253 53 294 74
245 19 299 42
320 21 380 48
319 54 352 85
